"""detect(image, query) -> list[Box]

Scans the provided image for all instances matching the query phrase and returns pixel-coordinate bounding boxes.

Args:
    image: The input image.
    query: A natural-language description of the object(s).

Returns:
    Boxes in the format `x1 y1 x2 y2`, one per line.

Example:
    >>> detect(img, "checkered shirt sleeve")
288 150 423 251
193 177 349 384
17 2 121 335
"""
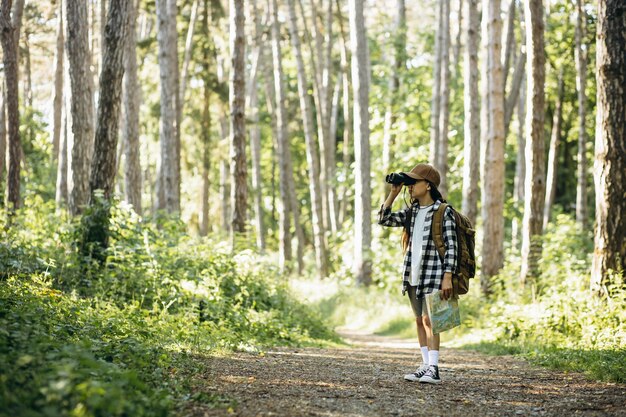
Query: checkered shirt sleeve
377 204 410 227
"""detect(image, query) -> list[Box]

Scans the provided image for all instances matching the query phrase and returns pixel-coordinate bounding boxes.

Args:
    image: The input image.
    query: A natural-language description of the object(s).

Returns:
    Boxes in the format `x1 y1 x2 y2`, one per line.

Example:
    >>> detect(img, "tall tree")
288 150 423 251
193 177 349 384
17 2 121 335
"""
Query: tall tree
229 0 247 238
381 0 406 191
287 0 328 277
461 0 480 226
199 0 213 237
66 0 94 215
155 0 180 213
0 86 5 204
337 2 352 227
52 0 64 162
520 0 546 285
591 0 626 294
0 0 24 210
574 0 588 228
437 0 451 195
481 0 505 295
89 0 130 199
429 0 443 168
543 71 564 229
270 0 293 270
123 0 141 214
349 0 371 285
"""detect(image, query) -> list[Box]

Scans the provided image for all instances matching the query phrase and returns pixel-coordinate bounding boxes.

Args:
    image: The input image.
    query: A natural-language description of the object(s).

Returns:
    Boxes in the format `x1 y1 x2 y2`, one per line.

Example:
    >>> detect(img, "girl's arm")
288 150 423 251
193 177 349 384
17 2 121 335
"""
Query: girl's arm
377 185 408 227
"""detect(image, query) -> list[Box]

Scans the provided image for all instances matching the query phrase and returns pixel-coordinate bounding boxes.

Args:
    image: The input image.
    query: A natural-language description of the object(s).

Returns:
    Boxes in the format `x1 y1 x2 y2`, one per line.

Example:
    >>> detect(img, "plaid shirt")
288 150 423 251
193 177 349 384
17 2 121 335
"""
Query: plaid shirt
378 200 458 299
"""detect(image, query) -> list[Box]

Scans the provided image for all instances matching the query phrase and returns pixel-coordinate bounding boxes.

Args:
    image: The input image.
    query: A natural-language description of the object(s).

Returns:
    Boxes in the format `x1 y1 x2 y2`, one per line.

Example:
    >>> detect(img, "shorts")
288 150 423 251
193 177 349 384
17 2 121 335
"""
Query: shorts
406 285 428 318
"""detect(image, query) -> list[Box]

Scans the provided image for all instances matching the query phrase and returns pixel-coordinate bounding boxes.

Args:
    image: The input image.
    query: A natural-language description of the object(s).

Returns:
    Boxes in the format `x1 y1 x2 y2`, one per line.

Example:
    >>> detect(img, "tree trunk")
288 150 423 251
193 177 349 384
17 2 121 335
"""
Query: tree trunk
229 0 247 239
199 0 212 237
575 0 588 228
287 0 328 278
180 0 199 109
349 0 371 285
520 0 546 286
591 0 626 295
123 0 141 215
0 87 5 204
52 0 64 162
270 0 293 270
504 51 526 136
246 0 263 247
382 0 405 185
543 72 564 229
155 0 180 213
337 3 352 227
66 0 94 215
461 0 480 226
437 0 451 195
89 0 130 199
453 0 463 78
55 104 69 210
430 0 443 167
481 0 505 295
1 0 25 211
502 0 516 89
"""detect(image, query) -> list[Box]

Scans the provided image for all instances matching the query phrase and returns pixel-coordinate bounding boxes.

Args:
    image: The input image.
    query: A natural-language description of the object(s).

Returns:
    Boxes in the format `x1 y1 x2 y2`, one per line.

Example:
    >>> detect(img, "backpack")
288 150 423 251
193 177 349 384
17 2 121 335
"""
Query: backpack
431 203 476 296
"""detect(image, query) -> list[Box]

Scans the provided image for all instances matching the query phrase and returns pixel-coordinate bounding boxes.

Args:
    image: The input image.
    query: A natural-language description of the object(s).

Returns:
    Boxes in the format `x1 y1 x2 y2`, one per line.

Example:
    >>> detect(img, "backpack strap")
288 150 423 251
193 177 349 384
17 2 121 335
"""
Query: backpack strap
432 202 448 263
403 204 414 233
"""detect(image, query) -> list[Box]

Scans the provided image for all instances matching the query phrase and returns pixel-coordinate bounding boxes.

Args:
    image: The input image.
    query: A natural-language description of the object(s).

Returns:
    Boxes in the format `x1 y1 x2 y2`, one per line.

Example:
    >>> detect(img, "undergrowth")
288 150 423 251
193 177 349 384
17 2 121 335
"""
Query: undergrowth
0 198 339 416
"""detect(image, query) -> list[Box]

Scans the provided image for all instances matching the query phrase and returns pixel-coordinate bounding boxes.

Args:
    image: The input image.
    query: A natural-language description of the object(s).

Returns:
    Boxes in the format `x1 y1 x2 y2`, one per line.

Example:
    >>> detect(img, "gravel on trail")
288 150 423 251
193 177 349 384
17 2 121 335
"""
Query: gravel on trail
184 331 626 417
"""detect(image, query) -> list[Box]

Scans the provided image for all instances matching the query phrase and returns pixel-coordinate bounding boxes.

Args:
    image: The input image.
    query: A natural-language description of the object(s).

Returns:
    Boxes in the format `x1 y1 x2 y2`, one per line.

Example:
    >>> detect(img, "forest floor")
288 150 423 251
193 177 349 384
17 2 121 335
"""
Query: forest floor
183 331 626 417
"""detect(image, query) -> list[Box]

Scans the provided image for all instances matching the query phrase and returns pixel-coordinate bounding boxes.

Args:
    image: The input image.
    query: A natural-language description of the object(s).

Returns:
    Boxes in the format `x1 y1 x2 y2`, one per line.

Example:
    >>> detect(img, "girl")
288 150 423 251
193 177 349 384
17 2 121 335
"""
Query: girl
378 163 457 384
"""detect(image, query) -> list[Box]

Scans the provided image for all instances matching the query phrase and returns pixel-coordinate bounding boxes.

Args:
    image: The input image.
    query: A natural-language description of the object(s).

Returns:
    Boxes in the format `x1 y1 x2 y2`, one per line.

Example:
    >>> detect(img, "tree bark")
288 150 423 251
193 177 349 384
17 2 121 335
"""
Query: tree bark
520 0 546 286
337 2 352 227
199 0 212 237
55 103 69 210
504 51 526 137
1 0 24 211
270 0 293 270
180 0 199 110
122 0 141 214
89 0 131 199
461 0 480 226
0 87 5 204
543 72 564 229
155 0 180 213
52 0 64 162
481 0 505 295
349 0 371 285
287 0 328 277
502 0 516 89
437 0 451 195
66 0 94 215
575 0 588 228
430 0 443 167
247 0 264 248
591 0 626 295
229 0 247 239
382 0 405 180
453 0 463 78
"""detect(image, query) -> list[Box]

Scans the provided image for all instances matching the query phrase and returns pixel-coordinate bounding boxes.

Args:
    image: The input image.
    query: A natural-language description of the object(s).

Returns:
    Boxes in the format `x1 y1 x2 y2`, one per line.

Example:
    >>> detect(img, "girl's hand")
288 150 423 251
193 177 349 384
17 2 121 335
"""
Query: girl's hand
390 184 402 195
441 273 453 300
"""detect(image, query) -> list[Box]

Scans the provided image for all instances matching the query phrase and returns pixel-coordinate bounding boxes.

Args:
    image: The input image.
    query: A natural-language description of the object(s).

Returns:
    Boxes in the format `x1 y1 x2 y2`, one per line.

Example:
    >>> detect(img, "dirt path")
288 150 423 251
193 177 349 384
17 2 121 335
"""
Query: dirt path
186 331 626 416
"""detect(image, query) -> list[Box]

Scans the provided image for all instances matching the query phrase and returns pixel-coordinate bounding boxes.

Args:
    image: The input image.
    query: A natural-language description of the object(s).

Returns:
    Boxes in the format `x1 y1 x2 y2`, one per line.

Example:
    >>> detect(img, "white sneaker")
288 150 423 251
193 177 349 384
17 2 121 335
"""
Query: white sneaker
403 364 429 382
419 365 441 384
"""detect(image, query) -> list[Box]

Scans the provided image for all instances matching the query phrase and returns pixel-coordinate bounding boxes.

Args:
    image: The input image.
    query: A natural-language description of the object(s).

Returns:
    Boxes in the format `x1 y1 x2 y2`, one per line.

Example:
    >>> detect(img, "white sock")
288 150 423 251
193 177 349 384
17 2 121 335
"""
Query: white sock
420 346 429 365
429 350 439 367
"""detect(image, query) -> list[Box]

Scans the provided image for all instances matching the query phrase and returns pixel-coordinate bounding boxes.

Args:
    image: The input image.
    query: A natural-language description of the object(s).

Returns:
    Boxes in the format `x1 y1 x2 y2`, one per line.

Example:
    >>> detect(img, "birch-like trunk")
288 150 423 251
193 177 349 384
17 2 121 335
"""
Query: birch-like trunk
481 0 505 295
199 0 212 237
180 0 199 110
430 0 443 166
337 2 352 227
155 0 180 213
461 0 480 226
520 0 546 286
123 0 141 214
52 0 64 162
55 103 68 210
382 0 406 187
543 72 564 229
453 0 463 78
287 0 328 277
0 87 5 203
575 0 588 228
437 0 451 195
349 0 371 285
591 0 626 294
271 0 293 270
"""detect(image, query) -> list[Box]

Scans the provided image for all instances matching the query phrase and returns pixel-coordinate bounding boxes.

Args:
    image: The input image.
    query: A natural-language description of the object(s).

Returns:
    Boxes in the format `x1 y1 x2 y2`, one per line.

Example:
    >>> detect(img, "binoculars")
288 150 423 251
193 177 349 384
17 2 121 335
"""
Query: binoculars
385 172 417 186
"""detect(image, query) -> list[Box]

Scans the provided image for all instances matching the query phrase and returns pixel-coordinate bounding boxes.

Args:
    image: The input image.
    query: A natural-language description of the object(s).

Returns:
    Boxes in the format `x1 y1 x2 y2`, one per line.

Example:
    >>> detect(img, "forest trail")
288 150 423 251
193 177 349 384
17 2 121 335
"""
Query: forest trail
186 331 626 416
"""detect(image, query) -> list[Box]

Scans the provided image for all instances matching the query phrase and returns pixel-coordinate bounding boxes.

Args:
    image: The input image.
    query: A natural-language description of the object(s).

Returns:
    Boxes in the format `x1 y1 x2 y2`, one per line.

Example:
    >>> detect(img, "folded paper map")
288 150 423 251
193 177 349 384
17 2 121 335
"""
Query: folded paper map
425 290 461 334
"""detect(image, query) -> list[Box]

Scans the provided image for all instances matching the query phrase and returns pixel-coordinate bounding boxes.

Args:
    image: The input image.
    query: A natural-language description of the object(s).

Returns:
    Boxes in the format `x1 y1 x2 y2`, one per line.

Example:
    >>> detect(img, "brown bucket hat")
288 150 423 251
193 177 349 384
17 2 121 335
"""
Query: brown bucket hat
403 163 441 187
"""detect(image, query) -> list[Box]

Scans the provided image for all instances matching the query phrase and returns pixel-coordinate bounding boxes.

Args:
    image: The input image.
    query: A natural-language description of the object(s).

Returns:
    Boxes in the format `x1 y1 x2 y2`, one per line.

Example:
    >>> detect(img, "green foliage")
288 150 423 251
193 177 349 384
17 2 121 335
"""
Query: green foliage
0 201 338 416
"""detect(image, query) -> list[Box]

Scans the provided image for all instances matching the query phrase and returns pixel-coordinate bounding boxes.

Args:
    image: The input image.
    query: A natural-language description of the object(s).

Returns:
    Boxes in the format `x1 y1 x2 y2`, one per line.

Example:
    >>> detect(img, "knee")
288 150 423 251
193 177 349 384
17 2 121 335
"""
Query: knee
416 316 426 329
422 315 432 328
